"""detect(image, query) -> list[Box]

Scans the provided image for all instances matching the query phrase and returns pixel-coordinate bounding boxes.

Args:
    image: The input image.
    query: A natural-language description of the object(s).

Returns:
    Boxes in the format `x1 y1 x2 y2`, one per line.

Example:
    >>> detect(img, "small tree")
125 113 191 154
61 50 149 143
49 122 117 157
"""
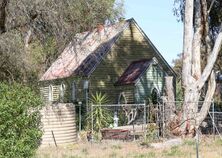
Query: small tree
0 83 42 158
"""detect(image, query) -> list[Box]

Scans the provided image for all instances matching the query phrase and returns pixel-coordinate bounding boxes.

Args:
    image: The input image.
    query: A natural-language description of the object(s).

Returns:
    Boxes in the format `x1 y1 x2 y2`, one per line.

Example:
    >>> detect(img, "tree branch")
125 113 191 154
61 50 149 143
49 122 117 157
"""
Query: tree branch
208 0 216 14
196 71 216 127
197 24 222 89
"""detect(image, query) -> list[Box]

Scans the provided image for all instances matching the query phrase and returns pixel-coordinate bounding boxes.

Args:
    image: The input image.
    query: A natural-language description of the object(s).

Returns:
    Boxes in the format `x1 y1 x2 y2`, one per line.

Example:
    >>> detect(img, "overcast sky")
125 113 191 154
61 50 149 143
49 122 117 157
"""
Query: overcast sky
125 0 183 65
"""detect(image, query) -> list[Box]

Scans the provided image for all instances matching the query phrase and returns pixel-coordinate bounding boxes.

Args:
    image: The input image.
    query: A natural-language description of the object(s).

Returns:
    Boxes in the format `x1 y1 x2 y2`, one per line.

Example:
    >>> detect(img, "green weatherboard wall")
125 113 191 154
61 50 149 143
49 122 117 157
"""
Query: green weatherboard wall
40 20 174 104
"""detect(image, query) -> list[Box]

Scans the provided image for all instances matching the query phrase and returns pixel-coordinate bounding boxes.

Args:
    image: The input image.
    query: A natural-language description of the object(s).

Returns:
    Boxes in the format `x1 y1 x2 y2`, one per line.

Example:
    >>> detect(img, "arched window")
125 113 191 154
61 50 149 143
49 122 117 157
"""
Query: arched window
151 88 159 104
48 85 53 102
72 81 76 101
60 83 66 102
118 92 127 104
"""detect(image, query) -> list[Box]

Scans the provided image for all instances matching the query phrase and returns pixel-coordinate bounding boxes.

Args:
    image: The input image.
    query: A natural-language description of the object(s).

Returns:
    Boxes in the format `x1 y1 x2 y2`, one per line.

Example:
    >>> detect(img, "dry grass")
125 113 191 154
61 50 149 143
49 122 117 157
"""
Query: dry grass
36 136 222 158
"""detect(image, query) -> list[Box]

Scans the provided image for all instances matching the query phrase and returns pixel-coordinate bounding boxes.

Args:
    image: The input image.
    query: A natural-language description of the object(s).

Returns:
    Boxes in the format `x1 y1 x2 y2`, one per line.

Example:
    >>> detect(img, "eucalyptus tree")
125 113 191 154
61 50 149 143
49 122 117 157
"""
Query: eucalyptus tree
0 0 124 83
171 0 222 136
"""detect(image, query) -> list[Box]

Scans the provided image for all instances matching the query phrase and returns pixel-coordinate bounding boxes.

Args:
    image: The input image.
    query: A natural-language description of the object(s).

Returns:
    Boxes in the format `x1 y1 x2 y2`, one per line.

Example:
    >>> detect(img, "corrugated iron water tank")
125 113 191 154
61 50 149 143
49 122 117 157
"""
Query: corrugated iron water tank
40 103 77 147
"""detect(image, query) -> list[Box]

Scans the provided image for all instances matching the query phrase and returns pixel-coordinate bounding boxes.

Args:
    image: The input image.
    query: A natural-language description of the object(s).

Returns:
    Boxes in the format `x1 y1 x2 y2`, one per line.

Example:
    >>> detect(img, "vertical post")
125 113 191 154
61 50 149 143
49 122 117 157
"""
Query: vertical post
212 101 215 140
195 130 199 158
84 80 89 112
143 101 147 125
162 100 165 138
133 121 135 141
143 101 147 139
91 104 94 143
79 102 82 132
86 89 89 112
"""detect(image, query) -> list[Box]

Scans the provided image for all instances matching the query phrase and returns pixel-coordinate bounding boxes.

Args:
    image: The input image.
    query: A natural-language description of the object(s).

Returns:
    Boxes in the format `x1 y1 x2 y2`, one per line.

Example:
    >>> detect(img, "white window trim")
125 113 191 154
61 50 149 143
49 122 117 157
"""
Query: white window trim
48 85 53 102
60 83 66 102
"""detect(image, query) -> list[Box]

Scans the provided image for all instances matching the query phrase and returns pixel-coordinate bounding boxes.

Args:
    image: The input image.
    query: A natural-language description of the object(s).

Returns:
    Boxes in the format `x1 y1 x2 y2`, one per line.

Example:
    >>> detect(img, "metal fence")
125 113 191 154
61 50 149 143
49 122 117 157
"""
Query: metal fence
90 103 146 141
161 101 222 139
76 101 222 142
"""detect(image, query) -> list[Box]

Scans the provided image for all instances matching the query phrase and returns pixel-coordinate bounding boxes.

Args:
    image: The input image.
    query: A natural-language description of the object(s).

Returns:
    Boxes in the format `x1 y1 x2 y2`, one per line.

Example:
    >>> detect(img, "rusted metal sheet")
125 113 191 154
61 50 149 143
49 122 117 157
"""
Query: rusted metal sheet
101 128 131 140
40 21 130 81
115 59 152 86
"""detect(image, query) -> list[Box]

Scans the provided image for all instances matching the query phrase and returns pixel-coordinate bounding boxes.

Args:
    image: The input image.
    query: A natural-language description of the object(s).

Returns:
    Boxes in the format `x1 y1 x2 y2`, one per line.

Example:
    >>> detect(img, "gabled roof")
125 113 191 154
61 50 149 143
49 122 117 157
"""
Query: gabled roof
40 18 176 81
115 59 152 86
40 20 130 81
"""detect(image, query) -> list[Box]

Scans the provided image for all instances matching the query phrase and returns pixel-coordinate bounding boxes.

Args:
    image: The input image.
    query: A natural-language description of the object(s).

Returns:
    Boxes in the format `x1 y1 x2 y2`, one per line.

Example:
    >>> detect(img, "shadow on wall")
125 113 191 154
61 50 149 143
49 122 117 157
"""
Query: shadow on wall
90 23 166 104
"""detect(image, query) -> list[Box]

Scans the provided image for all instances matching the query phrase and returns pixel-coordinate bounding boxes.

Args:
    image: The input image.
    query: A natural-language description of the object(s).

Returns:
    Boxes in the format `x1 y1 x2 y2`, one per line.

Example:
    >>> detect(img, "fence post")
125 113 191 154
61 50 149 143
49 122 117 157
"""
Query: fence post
162 101 165 138
212 101 215 140
143 101 147 139
195 129 199 158
78 102 82 132
91 105 94 142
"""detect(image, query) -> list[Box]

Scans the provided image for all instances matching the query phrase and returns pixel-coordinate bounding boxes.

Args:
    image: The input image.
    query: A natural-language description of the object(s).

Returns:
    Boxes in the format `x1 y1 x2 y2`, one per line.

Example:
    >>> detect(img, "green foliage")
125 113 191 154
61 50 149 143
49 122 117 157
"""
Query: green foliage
133 152 156 158
111 144 122 150
88 92 112 133
0 0 124 83
0 83 43 158
141 123 158 146
162 146 184 157
183 139 195 146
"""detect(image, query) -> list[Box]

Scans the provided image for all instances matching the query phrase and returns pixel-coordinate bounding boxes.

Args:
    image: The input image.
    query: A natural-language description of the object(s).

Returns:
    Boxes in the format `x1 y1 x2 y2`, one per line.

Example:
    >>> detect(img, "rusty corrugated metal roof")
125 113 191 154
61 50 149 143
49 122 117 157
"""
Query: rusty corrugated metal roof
115 59 152 86
40 21 130 81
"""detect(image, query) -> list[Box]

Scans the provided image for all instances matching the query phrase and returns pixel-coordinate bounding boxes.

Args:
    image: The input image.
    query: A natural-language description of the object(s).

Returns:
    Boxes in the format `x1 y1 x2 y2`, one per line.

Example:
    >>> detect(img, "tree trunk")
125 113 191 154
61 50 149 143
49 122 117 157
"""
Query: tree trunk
178 0 222 136
0 0 7 33
165 76 176 121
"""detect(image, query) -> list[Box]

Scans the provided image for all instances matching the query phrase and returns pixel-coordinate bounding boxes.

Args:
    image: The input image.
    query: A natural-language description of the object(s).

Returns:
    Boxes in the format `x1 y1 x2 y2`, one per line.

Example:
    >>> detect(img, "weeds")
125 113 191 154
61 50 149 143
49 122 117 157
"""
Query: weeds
183 139 195 146
111 144 122 150
109 152 117 158
133 152 156 158
162 146 184 157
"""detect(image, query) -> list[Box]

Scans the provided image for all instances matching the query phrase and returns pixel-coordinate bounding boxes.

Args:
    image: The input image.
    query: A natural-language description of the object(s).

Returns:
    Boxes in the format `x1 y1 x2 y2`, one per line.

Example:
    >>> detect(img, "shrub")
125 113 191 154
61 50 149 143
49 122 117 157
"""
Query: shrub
0 83 43 158
87 92 112 133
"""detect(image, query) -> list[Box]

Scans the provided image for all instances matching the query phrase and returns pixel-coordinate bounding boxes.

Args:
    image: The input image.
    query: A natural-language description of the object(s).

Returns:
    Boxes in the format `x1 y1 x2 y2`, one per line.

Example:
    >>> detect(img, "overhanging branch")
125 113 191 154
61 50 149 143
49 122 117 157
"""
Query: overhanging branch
197 24 222 89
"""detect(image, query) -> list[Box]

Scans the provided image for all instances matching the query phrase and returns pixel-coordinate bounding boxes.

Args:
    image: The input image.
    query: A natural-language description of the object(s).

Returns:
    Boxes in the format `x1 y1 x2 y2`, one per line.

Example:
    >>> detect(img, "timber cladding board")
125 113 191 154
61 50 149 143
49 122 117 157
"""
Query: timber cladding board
89 22 166 103
40 19 175 104
40 77 85 103
135 64 165 103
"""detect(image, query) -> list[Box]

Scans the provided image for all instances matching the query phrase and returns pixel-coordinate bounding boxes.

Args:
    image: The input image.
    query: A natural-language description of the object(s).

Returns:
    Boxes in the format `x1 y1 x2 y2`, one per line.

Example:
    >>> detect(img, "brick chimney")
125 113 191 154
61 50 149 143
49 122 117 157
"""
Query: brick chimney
97 24 104 32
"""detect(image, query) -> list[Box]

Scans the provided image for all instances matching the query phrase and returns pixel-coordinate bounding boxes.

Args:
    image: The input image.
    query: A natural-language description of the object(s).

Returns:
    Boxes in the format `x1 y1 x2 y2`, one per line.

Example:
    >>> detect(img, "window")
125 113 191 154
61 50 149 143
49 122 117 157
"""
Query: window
48 85 53 102
60 83 66 102
151 88 159 104
72 81 76 101
83 80 89 90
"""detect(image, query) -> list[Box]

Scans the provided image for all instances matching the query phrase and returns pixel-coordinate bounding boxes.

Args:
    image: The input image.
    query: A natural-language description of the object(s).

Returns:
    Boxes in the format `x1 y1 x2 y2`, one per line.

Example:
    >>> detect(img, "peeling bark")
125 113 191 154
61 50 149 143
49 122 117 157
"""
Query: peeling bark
196 71 216 128
165 76 176 121
182 0 194 87
192 0 202 80
178 0 222 136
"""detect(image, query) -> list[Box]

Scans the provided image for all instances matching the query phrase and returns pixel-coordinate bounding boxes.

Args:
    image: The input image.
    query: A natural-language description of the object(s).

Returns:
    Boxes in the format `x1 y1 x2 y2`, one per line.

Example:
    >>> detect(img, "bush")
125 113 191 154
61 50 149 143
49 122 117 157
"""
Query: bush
87 92 112 133
0 83 43 158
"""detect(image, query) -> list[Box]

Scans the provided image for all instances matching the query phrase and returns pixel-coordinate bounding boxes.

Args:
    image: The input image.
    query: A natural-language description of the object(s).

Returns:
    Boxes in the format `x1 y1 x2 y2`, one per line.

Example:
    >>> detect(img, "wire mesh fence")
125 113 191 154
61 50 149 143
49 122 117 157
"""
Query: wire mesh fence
161 101 222 139
90 103 146 141
76 101 222 142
